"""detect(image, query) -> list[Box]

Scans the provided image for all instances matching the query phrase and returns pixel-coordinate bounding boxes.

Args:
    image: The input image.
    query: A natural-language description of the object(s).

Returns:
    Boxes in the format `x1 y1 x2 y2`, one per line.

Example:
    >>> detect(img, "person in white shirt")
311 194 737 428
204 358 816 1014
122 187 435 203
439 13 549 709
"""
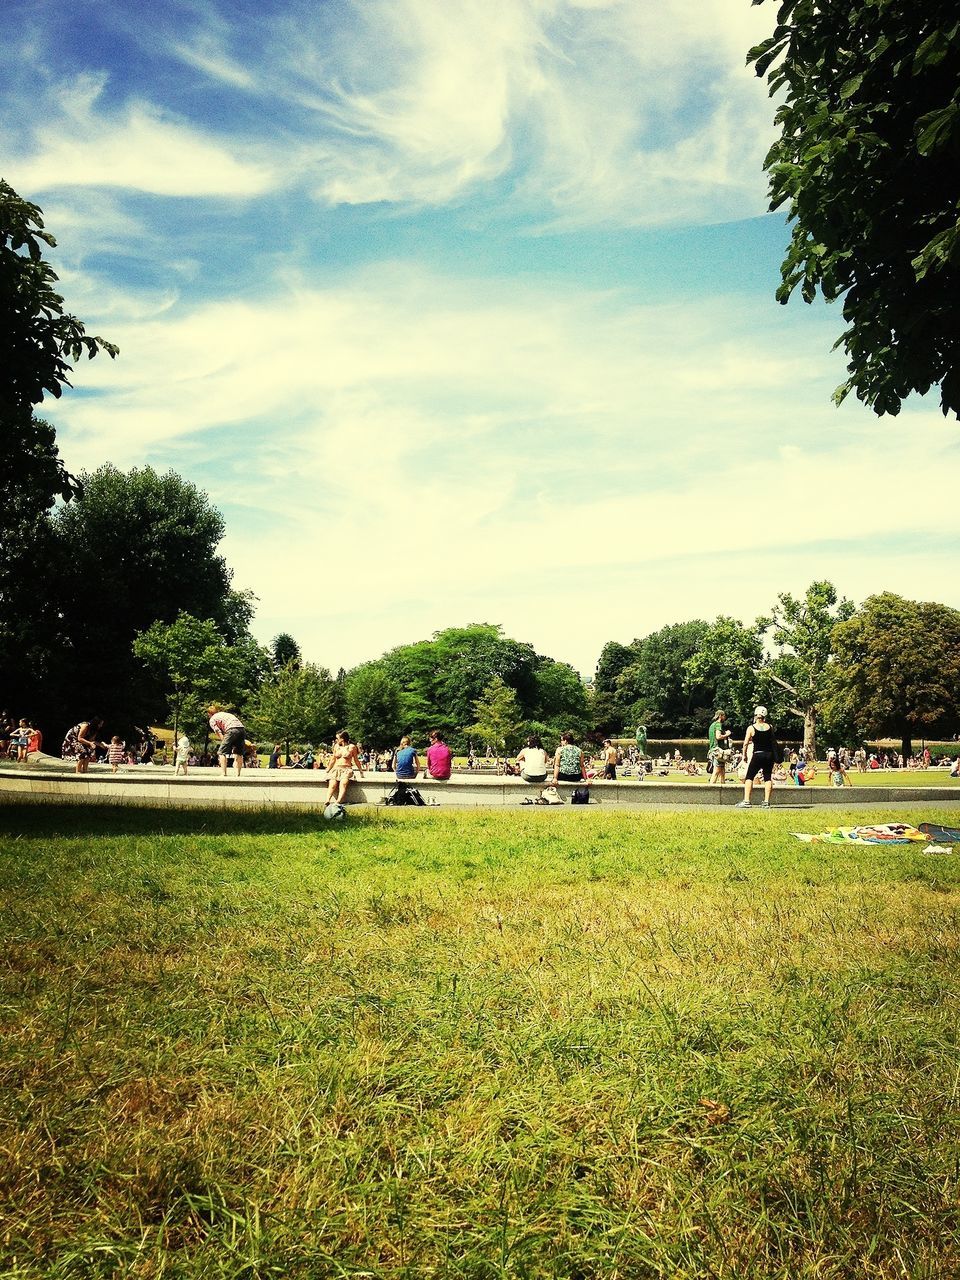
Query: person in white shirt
516 734 548 784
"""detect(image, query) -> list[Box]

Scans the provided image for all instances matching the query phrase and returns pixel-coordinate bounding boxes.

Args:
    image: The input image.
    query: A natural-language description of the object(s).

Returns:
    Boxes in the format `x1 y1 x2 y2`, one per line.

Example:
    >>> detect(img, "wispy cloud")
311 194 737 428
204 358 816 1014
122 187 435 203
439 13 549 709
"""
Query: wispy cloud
44 261 960 672
4 72 277 197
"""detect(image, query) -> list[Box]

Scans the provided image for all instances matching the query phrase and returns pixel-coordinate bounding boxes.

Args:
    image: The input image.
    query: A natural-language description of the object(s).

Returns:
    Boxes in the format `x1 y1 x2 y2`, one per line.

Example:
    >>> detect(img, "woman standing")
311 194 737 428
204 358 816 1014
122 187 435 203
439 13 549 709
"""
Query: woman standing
737 707 778 808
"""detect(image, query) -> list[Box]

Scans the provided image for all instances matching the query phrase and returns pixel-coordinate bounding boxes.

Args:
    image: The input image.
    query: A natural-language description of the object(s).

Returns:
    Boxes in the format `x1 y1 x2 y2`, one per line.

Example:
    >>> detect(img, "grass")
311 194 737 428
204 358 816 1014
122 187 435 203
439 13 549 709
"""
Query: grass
3 802 960 1279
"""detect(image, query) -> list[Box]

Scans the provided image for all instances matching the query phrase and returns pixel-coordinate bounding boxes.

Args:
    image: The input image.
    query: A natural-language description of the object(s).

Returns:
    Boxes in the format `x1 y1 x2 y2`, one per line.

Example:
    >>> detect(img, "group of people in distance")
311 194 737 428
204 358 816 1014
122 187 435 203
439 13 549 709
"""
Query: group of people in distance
0 711 42 762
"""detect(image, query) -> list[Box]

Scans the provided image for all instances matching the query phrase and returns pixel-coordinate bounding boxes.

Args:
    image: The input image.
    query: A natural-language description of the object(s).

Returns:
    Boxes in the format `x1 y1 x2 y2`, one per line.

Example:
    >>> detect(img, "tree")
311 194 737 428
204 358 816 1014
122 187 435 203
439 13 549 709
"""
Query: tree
345 665 403 748
1 180 118 483
531 659 589 743
616 621 712 736
826 593 960 756
246 660 336 753
760 581 853 757
271 633 301 670
683 616 770 726
43 465 242 734
466 676 524 756
749 1 960 417
133 613 267 743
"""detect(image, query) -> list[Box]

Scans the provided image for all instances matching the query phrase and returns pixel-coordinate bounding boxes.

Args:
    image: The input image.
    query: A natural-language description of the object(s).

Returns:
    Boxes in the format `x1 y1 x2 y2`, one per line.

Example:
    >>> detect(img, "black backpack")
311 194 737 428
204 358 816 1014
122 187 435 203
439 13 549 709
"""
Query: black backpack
383 784 427 807
571 786 591 805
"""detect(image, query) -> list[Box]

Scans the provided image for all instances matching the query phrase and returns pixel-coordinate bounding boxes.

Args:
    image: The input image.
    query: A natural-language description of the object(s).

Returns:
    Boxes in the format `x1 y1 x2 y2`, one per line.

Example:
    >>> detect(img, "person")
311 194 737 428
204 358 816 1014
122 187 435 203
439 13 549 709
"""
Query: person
268 743 283 769
827 748 850 787
601 739 618 780
516 734 548 784
11 718 33 763
553 730 586 784
174 730 191 776
207 704 248 778
707 710 732 786
138 733 155 765
394 736 420 780
426 730 453 780
62 717 105 774
324 730 365 806
736 706 779 808
107 735 126 773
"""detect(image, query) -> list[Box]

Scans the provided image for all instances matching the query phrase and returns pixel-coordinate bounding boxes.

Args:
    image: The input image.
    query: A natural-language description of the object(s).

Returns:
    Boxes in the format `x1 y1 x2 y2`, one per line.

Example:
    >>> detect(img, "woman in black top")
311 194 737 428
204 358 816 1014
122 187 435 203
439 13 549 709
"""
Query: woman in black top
737 706 778 808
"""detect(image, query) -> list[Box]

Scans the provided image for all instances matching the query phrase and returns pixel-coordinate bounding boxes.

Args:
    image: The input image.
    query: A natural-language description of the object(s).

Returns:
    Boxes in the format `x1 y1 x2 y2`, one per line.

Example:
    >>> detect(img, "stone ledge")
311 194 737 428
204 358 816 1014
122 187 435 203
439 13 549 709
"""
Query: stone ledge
0 763 956 810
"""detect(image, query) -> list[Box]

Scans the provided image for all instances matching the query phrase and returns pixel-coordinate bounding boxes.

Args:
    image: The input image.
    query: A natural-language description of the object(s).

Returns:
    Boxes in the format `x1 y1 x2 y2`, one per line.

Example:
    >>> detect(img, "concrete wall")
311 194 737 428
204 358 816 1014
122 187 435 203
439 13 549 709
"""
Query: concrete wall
1 762 956 809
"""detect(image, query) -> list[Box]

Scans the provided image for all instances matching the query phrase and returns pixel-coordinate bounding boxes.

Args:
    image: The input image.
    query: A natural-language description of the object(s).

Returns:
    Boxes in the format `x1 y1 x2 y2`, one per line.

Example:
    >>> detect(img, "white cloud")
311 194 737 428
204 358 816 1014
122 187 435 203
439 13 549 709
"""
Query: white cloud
5 73 277 198
45 263 960 675
150 0 775 223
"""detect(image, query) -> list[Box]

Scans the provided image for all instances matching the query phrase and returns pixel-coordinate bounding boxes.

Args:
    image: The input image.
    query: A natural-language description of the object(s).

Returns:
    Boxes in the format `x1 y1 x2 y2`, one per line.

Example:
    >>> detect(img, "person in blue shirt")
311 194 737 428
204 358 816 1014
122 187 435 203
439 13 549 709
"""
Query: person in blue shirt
393 736 420 780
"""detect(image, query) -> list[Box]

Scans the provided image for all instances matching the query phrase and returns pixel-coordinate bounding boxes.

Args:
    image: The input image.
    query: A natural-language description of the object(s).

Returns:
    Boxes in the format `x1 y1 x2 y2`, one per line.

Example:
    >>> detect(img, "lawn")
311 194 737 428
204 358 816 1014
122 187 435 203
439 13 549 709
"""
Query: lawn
3 803 960 1279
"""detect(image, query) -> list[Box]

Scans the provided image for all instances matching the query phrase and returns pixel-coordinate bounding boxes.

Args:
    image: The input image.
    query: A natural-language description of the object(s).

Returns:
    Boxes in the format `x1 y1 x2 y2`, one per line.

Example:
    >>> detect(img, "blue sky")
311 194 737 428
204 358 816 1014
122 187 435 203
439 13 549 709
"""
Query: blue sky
3 0 958 676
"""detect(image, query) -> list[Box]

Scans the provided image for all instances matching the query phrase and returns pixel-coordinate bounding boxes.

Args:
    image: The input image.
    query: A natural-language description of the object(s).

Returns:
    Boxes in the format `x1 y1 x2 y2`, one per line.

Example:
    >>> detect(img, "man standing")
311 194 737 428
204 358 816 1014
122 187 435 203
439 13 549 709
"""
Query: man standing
602 739 618 780
708 709 731 785
207 704 247 778
426 730 453 780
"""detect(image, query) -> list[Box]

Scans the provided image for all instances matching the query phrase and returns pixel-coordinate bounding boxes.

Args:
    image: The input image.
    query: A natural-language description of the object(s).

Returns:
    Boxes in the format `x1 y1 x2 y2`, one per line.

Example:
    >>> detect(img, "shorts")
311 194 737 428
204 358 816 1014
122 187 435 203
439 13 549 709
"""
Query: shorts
745 752 774 783
557 771 582 783
218 725 247 757
521 772 547 784
603 763 616 780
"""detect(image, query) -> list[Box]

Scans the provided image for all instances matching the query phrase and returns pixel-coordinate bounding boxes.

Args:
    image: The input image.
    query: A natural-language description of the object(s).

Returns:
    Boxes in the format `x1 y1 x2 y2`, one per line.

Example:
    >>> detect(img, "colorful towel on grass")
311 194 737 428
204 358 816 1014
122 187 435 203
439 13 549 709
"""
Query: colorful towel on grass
791 823 926 846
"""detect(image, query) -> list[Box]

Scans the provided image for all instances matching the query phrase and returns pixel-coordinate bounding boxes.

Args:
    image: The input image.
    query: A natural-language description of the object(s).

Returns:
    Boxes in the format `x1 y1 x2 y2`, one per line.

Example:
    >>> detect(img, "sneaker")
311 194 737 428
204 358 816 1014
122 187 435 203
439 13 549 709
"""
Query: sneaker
735 800 751 808
760 802 771 809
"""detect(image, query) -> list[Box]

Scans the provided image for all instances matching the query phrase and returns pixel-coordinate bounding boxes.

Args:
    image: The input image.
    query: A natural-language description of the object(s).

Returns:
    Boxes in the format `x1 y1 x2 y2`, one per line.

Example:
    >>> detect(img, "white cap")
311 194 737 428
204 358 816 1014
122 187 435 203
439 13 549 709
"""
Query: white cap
754 705 768 718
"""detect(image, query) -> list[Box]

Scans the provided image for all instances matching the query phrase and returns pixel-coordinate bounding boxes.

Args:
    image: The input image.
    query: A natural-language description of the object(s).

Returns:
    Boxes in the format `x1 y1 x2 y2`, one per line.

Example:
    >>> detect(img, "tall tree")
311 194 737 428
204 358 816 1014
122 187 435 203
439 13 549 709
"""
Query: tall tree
749 0 960 417
616 621 712 736
761 581 853 757
1 181 117 705
271 633 301 670
826 593 960 757
466 676 524 757
45 465 240 734
246 660 336 754
0 180 118 486
133 613 267 743
683 616 770 727
345 665 403 748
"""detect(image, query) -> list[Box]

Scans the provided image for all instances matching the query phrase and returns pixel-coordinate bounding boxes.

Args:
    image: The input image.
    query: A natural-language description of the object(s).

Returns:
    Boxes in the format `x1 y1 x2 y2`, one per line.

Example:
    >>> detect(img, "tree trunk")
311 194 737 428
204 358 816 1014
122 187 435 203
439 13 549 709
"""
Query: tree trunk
901 735 912 759
803 708 817 760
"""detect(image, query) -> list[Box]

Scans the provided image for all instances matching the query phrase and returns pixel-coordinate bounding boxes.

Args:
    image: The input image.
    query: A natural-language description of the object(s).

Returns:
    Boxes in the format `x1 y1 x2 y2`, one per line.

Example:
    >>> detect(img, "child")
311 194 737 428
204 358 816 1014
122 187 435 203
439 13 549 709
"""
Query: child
175 731 191 776
12 718 32 762
107 735 126 773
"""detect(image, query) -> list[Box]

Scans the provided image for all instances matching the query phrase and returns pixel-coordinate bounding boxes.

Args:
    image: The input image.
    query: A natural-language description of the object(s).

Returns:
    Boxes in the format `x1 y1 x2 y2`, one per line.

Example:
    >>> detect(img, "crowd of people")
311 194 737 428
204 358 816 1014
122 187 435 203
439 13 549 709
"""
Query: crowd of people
4 704 959 793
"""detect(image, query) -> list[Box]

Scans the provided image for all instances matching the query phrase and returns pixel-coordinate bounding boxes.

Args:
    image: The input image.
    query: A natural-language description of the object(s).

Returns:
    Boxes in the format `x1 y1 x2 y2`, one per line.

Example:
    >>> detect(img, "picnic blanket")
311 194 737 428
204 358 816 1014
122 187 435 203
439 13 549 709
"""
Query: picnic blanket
791 823 927 846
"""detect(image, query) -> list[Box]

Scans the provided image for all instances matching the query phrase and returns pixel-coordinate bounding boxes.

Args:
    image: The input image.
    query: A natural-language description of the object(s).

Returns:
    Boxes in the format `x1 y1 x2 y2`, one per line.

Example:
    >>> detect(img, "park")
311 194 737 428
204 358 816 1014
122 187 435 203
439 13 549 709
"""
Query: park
3 0 960 1275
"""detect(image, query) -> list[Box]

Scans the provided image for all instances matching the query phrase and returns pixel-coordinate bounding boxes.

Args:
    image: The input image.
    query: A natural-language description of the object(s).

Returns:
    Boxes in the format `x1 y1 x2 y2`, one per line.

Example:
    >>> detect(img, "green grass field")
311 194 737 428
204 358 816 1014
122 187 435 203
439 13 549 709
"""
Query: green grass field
3 803 960 1279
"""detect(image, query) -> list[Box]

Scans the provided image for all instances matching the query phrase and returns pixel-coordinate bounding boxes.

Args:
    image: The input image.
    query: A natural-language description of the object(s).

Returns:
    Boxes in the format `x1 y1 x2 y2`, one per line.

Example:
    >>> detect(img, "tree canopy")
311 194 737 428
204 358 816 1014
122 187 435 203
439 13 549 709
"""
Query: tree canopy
0 180 118 494
827 592 960 755
749 0 960 417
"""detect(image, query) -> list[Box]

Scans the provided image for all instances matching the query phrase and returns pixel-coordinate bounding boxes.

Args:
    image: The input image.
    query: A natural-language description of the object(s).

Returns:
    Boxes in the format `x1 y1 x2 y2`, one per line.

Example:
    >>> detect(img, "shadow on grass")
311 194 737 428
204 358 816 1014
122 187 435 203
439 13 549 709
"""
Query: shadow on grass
0 802 356 838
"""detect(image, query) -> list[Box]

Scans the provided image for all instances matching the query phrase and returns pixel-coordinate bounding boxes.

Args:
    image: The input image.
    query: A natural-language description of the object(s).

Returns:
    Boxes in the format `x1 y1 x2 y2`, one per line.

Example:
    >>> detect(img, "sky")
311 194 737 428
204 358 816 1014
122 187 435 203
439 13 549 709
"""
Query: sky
3 0 958 678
